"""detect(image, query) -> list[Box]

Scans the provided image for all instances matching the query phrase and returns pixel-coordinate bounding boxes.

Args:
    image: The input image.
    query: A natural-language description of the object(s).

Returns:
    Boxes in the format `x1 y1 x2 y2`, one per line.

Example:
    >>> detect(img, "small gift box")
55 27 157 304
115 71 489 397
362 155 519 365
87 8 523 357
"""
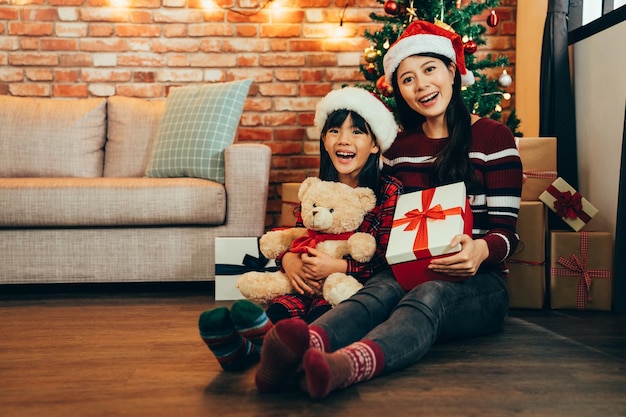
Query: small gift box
280 182 301 227
539 177 599 231
515 137 558 201
386 182 473 291
214 237 277 301
549 231 613 311
506 202 548 309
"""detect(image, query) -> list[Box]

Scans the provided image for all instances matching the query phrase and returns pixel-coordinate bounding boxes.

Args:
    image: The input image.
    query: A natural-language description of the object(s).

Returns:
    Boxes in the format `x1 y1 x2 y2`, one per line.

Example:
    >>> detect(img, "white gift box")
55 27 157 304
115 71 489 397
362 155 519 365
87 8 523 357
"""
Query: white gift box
386 182 472 290
214 237 277 301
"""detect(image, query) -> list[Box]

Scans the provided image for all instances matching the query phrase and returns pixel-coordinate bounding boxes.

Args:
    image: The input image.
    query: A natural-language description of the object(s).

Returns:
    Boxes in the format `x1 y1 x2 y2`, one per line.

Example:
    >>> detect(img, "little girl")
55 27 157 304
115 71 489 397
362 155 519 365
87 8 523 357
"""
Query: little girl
198 87 402 371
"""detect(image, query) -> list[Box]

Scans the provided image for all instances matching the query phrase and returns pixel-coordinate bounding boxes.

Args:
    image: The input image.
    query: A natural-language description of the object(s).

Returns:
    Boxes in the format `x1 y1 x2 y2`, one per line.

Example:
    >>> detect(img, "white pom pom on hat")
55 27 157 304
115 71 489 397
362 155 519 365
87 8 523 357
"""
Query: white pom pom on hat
383 20 475 87
314 86 399 154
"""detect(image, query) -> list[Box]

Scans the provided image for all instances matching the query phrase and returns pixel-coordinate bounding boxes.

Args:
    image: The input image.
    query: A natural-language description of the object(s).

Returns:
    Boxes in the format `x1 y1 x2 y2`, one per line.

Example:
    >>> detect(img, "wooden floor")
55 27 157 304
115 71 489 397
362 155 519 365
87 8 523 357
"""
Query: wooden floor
1 282 626 417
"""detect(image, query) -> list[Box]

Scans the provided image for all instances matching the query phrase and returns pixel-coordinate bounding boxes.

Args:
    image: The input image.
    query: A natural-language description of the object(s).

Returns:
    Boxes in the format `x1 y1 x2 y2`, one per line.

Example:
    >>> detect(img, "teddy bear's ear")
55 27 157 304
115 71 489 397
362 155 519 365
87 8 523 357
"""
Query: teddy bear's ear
298 177 321 200
356 187 377 212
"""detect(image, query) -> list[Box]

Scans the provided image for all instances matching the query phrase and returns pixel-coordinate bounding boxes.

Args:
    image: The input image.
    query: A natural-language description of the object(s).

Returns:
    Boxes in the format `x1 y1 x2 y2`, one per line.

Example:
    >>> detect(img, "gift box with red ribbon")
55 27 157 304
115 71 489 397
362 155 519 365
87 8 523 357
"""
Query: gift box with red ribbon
515 137 558 201
549 231 613 311
506 201 548 309
280 182 301 227
539 177 599 231
386 182 473 291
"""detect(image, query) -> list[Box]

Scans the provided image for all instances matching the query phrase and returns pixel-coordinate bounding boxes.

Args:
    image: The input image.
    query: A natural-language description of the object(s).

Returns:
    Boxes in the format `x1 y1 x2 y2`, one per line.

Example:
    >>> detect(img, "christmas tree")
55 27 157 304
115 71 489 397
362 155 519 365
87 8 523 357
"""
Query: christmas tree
357 0 522 136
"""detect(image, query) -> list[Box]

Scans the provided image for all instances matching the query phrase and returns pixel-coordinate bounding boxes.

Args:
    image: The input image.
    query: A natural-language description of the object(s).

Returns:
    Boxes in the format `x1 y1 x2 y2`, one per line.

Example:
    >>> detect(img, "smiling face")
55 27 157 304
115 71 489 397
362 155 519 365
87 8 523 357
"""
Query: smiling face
322 112 379 188
396 55 456 126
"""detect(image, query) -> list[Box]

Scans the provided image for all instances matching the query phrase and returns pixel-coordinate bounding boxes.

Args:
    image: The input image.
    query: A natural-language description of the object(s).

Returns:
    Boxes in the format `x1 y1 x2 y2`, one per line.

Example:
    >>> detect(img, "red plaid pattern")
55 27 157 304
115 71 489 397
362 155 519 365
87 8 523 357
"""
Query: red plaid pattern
549 231 613 309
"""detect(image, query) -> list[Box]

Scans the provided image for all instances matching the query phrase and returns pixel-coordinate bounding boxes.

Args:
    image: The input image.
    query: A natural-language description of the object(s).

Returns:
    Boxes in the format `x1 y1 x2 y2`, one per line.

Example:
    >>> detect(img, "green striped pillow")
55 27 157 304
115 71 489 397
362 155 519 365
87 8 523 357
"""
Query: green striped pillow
146 79 252 183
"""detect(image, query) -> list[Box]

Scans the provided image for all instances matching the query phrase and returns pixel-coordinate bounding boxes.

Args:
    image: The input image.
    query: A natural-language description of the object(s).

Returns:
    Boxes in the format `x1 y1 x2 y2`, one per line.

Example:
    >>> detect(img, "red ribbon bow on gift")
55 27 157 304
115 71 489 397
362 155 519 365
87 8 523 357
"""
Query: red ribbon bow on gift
392 188 462 255
552 189 583 219
290 230 354 253
550 231 613 309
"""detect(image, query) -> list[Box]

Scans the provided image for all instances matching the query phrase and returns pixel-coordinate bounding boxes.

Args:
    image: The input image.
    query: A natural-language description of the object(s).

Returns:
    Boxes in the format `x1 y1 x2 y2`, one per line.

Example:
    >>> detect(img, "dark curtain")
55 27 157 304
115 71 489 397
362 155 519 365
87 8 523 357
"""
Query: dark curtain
613 105 626 314
539 0 579 189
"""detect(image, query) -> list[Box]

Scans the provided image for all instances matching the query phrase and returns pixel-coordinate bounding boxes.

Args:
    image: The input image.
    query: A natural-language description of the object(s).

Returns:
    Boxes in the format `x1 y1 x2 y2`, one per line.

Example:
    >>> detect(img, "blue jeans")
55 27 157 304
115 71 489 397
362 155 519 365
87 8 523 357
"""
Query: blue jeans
312 268 509 374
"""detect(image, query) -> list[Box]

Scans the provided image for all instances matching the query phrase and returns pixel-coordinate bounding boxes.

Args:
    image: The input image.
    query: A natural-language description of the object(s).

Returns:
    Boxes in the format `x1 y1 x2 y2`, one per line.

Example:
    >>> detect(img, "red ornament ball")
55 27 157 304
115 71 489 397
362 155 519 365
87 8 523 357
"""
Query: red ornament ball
464 39 477 54
487 10 499 27
376 75 393 97
384 0 400 16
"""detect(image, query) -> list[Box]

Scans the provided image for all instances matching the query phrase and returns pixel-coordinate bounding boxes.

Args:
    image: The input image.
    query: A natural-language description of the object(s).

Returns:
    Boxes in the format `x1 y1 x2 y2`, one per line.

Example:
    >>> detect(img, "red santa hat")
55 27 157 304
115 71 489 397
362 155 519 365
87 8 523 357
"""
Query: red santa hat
314 87 399 154
383 20 475 87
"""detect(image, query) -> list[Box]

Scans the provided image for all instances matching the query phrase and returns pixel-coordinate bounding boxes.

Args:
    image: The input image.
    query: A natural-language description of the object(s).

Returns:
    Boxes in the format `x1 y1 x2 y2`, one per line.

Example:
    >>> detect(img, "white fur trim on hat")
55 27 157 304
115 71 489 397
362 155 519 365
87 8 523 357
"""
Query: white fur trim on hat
383 20 475 87
314 87 399 154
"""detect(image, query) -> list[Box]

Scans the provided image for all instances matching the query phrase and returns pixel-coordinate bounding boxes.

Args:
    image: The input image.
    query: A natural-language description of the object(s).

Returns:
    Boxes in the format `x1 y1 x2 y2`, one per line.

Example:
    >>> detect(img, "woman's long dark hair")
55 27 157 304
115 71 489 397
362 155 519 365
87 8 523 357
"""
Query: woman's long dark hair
319 109 381 193
392 53 476 191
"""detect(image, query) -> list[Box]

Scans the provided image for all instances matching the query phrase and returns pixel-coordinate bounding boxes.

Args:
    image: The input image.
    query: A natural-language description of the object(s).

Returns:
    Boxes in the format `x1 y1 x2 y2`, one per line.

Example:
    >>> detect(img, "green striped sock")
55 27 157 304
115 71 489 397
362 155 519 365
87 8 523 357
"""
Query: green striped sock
198 306 259 371
230 299 273 349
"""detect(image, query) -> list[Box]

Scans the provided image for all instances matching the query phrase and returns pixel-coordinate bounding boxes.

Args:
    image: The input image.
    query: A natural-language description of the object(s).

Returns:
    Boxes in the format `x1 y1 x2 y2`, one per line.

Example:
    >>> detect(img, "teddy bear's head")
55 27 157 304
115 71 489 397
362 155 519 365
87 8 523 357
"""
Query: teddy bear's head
297 177 376 234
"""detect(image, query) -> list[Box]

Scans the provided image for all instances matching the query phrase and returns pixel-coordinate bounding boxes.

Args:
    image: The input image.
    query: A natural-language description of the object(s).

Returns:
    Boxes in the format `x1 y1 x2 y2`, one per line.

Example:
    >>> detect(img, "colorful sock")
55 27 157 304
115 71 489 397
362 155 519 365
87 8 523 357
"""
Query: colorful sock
255 318 310 393
309 325 331 352
230 299 273 349
198 307 259 371
302 340 384 399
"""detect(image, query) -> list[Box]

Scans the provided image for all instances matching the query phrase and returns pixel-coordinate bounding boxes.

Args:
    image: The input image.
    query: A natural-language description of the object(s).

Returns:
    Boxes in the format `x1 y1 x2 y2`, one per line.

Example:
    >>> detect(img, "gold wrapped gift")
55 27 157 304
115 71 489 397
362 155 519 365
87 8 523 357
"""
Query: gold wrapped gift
506 202 548 309
515 137 557 201
549 231 613 311
280 182 301 227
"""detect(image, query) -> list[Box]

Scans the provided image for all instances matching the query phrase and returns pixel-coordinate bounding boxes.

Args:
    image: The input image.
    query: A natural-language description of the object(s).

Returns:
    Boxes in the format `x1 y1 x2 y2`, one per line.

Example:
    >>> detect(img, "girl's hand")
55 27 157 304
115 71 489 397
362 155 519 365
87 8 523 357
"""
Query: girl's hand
300 247 348 282
281 252 317 295
427 235 489 277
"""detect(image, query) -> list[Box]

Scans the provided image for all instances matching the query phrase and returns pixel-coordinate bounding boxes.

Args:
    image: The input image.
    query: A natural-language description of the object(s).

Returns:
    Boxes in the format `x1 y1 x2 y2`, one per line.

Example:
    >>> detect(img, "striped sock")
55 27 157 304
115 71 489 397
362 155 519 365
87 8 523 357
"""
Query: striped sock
198 306 259 371
230 299 273 349
302 340 384 399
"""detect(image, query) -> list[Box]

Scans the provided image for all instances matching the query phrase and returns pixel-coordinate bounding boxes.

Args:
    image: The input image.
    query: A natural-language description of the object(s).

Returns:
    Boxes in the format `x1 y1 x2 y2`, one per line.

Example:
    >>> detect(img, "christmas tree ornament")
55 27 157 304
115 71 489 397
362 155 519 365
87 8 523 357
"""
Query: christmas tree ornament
498 69 512 87
463 38 477 54
384 0 400 16
366 63 375 75
376 75 393 97
364 47 381 63
405 0 418 22
456 0 462 8
487 10 499 27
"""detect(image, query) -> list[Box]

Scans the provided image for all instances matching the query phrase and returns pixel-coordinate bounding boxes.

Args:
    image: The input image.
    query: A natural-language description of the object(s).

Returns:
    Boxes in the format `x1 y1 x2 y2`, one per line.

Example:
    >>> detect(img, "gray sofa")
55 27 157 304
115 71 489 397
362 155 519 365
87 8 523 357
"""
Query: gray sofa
0 95 271 284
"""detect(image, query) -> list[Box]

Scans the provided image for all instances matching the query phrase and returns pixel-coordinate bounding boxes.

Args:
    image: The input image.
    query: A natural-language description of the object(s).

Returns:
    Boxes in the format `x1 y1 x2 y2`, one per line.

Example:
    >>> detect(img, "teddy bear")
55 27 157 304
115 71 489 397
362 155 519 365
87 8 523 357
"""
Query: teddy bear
236 177 377 307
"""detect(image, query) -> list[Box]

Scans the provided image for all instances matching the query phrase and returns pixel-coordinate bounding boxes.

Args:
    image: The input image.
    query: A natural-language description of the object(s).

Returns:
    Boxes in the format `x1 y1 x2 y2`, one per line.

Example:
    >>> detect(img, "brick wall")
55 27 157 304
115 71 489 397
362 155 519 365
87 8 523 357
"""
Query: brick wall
0 0 517 229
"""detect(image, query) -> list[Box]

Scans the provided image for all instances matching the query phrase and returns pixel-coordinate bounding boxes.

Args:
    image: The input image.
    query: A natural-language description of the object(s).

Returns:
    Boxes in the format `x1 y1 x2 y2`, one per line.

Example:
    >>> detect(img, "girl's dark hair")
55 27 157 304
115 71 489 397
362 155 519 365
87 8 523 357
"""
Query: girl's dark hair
392 52 477 191
319 109 380 192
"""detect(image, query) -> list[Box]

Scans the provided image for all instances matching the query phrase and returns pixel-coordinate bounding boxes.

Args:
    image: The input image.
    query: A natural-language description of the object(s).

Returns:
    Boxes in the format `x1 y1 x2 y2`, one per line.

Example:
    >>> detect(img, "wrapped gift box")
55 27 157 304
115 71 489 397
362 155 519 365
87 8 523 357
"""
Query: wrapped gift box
386 182 473 290
549 231 613 311
214 237 277 301
539 177 599 231
515 137 558 201
506 202 547 309
280 182 301 226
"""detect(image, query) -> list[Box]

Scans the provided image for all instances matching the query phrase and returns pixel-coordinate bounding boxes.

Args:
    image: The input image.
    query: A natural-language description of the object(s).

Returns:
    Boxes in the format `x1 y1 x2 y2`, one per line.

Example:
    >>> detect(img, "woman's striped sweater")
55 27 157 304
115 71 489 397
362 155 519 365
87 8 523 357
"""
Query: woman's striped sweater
381 117 523 273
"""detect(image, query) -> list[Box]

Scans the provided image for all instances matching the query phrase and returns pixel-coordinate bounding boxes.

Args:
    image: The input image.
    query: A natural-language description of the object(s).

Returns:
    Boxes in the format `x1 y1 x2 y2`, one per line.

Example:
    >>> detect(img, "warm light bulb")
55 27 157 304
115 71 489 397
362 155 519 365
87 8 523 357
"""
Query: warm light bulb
494 104 502 112
503 92 511 100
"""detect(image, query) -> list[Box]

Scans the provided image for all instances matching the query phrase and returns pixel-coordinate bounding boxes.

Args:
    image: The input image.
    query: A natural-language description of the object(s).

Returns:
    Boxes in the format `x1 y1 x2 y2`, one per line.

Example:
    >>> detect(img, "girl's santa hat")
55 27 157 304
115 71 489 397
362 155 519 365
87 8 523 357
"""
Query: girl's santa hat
314 86 399 154
383 20 475 87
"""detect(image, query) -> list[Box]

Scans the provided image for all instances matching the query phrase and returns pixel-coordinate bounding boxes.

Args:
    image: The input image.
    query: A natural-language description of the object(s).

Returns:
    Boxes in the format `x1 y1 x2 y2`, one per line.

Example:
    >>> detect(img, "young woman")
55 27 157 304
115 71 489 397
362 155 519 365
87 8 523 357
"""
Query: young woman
254 20 523 398
198 87 402 371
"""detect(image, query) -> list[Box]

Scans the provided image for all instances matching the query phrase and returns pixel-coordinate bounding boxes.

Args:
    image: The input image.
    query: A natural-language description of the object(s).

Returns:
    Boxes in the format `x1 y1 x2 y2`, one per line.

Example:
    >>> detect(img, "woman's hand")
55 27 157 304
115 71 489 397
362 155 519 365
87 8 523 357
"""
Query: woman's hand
427 235 489 277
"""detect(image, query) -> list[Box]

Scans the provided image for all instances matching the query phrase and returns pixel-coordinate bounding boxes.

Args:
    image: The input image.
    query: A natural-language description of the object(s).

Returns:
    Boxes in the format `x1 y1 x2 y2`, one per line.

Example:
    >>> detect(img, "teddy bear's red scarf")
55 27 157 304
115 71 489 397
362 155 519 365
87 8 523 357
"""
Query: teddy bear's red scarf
289 230 355 253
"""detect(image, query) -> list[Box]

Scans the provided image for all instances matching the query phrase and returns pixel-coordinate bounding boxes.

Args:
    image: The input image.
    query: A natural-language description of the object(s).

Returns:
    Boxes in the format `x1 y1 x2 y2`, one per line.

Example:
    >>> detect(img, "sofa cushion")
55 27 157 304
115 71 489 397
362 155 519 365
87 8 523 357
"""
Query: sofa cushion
0 177 226 227
145 79 252 184
0 96 106 178
104 96 166 178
